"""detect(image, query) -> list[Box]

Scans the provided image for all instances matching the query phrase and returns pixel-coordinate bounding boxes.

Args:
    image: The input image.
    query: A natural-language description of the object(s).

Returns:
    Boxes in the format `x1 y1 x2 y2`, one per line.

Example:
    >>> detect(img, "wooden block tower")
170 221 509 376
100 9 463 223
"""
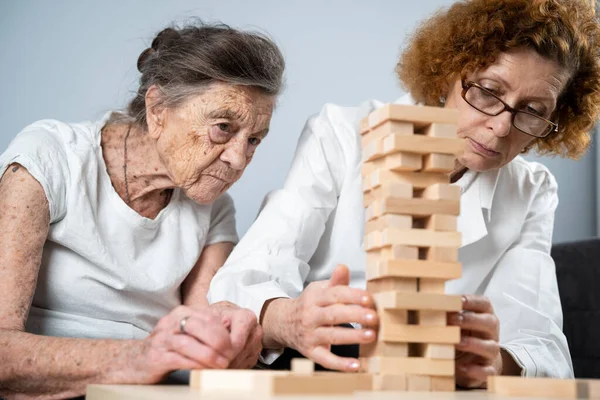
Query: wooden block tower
359 103 464 392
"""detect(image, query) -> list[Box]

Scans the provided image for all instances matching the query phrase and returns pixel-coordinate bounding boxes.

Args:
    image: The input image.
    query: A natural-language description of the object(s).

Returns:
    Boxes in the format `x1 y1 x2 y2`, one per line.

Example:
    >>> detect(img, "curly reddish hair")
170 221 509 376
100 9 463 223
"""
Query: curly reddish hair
397 0 600 159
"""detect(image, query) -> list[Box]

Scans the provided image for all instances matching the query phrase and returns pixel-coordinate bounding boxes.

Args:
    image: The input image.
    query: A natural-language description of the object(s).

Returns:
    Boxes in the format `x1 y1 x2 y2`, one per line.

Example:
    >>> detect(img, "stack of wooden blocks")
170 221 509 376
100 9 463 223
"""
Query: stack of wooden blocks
359 103 465 392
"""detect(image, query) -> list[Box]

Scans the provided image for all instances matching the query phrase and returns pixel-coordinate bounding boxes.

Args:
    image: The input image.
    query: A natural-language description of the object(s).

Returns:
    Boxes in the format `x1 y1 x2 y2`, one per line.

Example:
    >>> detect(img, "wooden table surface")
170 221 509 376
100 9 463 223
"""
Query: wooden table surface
85 385 583 400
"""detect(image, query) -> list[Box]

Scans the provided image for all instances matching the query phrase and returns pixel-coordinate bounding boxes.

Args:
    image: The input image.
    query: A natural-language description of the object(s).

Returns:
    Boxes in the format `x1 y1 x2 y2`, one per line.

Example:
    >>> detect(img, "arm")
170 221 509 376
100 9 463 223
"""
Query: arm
483 170 572 378
0 165 235 399
182 242 234 308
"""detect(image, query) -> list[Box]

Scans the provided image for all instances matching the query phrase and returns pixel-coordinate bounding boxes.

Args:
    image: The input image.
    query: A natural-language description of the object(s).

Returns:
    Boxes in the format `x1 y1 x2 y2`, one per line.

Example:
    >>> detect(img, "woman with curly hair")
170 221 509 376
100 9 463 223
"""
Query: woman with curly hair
209 0 600 388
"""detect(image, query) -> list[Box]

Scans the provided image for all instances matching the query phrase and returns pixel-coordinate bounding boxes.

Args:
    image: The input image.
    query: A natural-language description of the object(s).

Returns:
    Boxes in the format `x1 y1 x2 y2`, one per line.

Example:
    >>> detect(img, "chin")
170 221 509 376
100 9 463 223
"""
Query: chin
458 153 496 173
184 188 222 205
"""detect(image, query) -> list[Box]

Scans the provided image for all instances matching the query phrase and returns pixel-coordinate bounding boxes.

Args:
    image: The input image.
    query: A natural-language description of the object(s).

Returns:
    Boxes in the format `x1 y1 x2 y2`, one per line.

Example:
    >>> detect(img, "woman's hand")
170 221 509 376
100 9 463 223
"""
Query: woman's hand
130 305 235 383
209 301 264 369
284 264 378 371
448 295 502 388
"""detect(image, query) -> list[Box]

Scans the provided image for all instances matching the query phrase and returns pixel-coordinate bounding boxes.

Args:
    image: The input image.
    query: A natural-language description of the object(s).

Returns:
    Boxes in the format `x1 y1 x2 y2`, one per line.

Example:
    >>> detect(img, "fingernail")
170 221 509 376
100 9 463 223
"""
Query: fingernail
364 329 375 339
349 361 360 371
216 355 229 368
361 296 370 305
364 313 376 322
461 296 467 304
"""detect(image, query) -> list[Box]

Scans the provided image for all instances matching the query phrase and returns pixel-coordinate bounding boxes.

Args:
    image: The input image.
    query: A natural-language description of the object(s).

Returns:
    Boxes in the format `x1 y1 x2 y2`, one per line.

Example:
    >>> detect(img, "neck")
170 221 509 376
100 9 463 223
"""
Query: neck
101 123 174 218
121 124 173 202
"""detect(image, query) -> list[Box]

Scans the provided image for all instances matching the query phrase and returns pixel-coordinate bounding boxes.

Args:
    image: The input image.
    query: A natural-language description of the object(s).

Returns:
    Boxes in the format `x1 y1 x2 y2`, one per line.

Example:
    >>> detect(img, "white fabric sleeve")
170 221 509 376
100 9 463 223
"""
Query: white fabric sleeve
484 169 574 378
208 105 347 332
0 121 69 223
205 193 239 246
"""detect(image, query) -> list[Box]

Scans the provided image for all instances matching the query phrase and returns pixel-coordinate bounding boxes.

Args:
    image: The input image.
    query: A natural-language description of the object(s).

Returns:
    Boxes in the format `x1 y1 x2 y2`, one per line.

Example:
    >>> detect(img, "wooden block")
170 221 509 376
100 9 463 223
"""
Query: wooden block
363 151 422 170
366 246 419 268
487 376 585 399
420 183 461 201
291 358 314 375
190 370 287 392
365 215 413 234
418 279 446 293
367 259 462 281
270 373 373 395
365 228 461 250
366 247 417 266
366 198 460 220
431 376 455 391
415 343 455 359
423 246 459 262
380 134 464 157
359 116 370 135
367 104 458 131
366 168 450 189
371 374 408 391
367 277 417 293
364 185 413 208
407 375 432 391
422 153 455 173
361 357 454 377
423 123 458 138
373 291 462 312
424 215 457 232
191 370 373 396
359 341 409 358
379 324 460 344
379 308 409 327
361 121 414 149
416 310 447 326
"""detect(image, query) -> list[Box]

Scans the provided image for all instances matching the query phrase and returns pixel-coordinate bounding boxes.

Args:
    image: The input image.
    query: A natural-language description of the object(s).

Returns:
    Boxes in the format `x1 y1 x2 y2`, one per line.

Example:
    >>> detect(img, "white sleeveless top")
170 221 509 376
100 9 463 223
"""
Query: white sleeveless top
0 113 238 339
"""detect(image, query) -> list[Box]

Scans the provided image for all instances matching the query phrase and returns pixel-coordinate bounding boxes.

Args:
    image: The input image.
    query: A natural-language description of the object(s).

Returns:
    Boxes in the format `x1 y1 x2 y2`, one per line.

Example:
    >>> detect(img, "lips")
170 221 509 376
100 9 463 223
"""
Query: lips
204 174 231 183
468 138 500 157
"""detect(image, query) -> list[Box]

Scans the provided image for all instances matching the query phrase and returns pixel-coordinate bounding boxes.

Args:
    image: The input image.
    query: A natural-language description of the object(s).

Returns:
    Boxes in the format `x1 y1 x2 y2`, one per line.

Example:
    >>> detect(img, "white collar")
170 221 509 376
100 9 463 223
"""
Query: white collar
455 168 500 247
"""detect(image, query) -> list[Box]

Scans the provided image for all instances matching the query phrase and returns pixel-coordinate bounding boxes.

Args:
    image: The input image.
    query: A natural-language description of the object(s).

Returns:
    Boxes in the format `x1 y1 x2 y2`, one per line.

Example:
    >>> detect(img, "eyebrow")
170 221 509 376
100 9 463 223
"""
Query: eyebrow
206 109 245 121
479 72 557 103
256 128 269 139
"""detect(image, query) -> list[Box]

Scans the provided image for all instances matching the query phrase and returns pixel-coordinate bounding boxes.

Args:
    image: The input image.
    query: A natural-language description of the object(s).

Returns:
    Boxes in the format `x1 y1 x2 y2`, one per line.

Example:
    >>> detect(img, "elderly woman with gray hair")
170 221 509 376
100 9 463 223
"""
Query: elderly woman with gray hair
0 22 284 399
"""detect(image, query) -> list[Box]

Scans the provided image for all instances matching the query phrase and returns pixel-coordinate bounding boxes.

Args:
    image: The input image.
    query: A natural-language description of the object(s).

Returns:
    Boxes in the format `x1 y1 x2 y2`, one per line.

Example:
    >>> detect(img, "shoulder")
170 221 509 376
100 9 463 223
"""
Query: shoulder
496 156 558 206
503 156 557 191
6 115 106 156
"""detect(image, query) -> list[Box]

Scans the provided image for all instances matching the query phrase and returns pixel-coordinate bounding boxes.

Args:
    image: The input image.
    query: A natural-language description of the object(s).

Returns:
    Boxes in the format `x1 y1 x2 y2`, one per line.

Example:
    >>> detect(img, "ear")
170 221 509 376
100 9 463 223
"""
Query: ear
145 85 168 139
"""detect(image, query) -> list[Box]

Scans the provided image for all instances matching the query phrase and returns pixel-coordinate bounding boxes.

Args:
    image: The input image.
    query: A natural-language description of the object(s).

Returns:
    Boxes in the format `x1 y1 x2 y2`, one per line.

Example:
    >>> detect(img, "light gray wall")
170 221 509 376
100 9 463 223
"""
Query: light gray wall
0 0 595 243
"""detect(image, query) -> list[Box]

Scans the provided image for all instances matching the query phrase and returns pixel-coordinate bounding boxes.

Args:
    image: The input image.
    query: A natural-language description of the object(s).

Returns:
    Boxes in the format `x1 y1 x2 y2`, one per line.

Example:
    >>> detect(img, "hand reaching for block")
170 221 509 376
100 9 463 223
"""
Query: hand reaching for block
262 264 378 372
448 294 504 388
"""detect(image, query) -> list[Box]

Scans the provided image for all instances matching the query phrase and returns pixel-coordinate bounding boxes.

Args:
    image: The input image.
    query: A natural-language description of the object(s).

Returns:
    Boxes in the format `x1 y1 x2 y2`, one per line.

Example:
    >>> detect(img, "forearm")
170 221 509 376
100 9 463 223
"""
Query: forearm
0 330 146 399
260 298 294 349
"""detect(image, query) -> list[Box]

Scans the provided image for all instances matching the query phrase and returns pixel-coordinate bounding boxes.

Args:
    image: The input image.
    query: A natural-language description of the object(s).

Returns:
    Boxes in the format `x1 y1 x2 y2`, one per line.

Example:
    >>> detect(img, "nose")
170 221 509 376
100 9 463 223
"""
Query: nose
486 110 512 138
219 138 248 170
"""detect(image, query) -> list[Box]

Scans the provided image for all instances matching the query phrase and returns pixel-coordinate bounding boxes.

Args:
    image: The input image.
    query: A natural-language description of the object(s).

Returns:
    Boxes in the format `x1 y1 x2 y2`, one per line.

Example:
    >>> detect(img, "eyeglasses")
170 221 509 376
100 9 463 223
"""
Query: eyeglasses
461 80 558 138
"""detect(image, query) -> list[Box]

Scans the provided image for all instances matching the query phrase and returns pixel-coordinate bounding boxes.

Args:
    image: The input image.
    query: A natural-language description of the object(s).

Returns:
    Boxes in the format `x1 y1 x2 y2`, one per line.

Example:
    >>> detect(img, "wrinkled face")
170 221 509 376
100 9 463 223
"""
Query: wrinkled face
445 48 570 172
151 82 275 204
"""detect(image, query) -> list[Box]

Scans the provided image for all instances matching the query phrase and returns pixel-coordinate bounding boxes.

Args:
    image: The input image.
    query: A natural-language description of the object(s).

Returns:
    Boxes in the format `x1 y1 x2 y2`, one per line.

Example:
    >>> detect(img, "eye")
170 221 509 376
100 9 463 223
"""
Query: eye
525 105 544 116
217 123 231 133
248 137 262 146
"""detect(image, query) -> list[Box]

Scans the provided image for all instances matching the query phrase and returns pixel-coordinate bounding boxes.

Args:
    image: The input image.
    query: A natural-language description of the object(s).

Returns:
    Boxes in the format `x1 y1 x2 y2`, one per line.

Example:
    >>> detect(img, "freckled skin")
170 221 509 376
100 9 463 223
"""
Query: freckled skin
154 84 274 205
445 48 570 172
101 83 274 219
